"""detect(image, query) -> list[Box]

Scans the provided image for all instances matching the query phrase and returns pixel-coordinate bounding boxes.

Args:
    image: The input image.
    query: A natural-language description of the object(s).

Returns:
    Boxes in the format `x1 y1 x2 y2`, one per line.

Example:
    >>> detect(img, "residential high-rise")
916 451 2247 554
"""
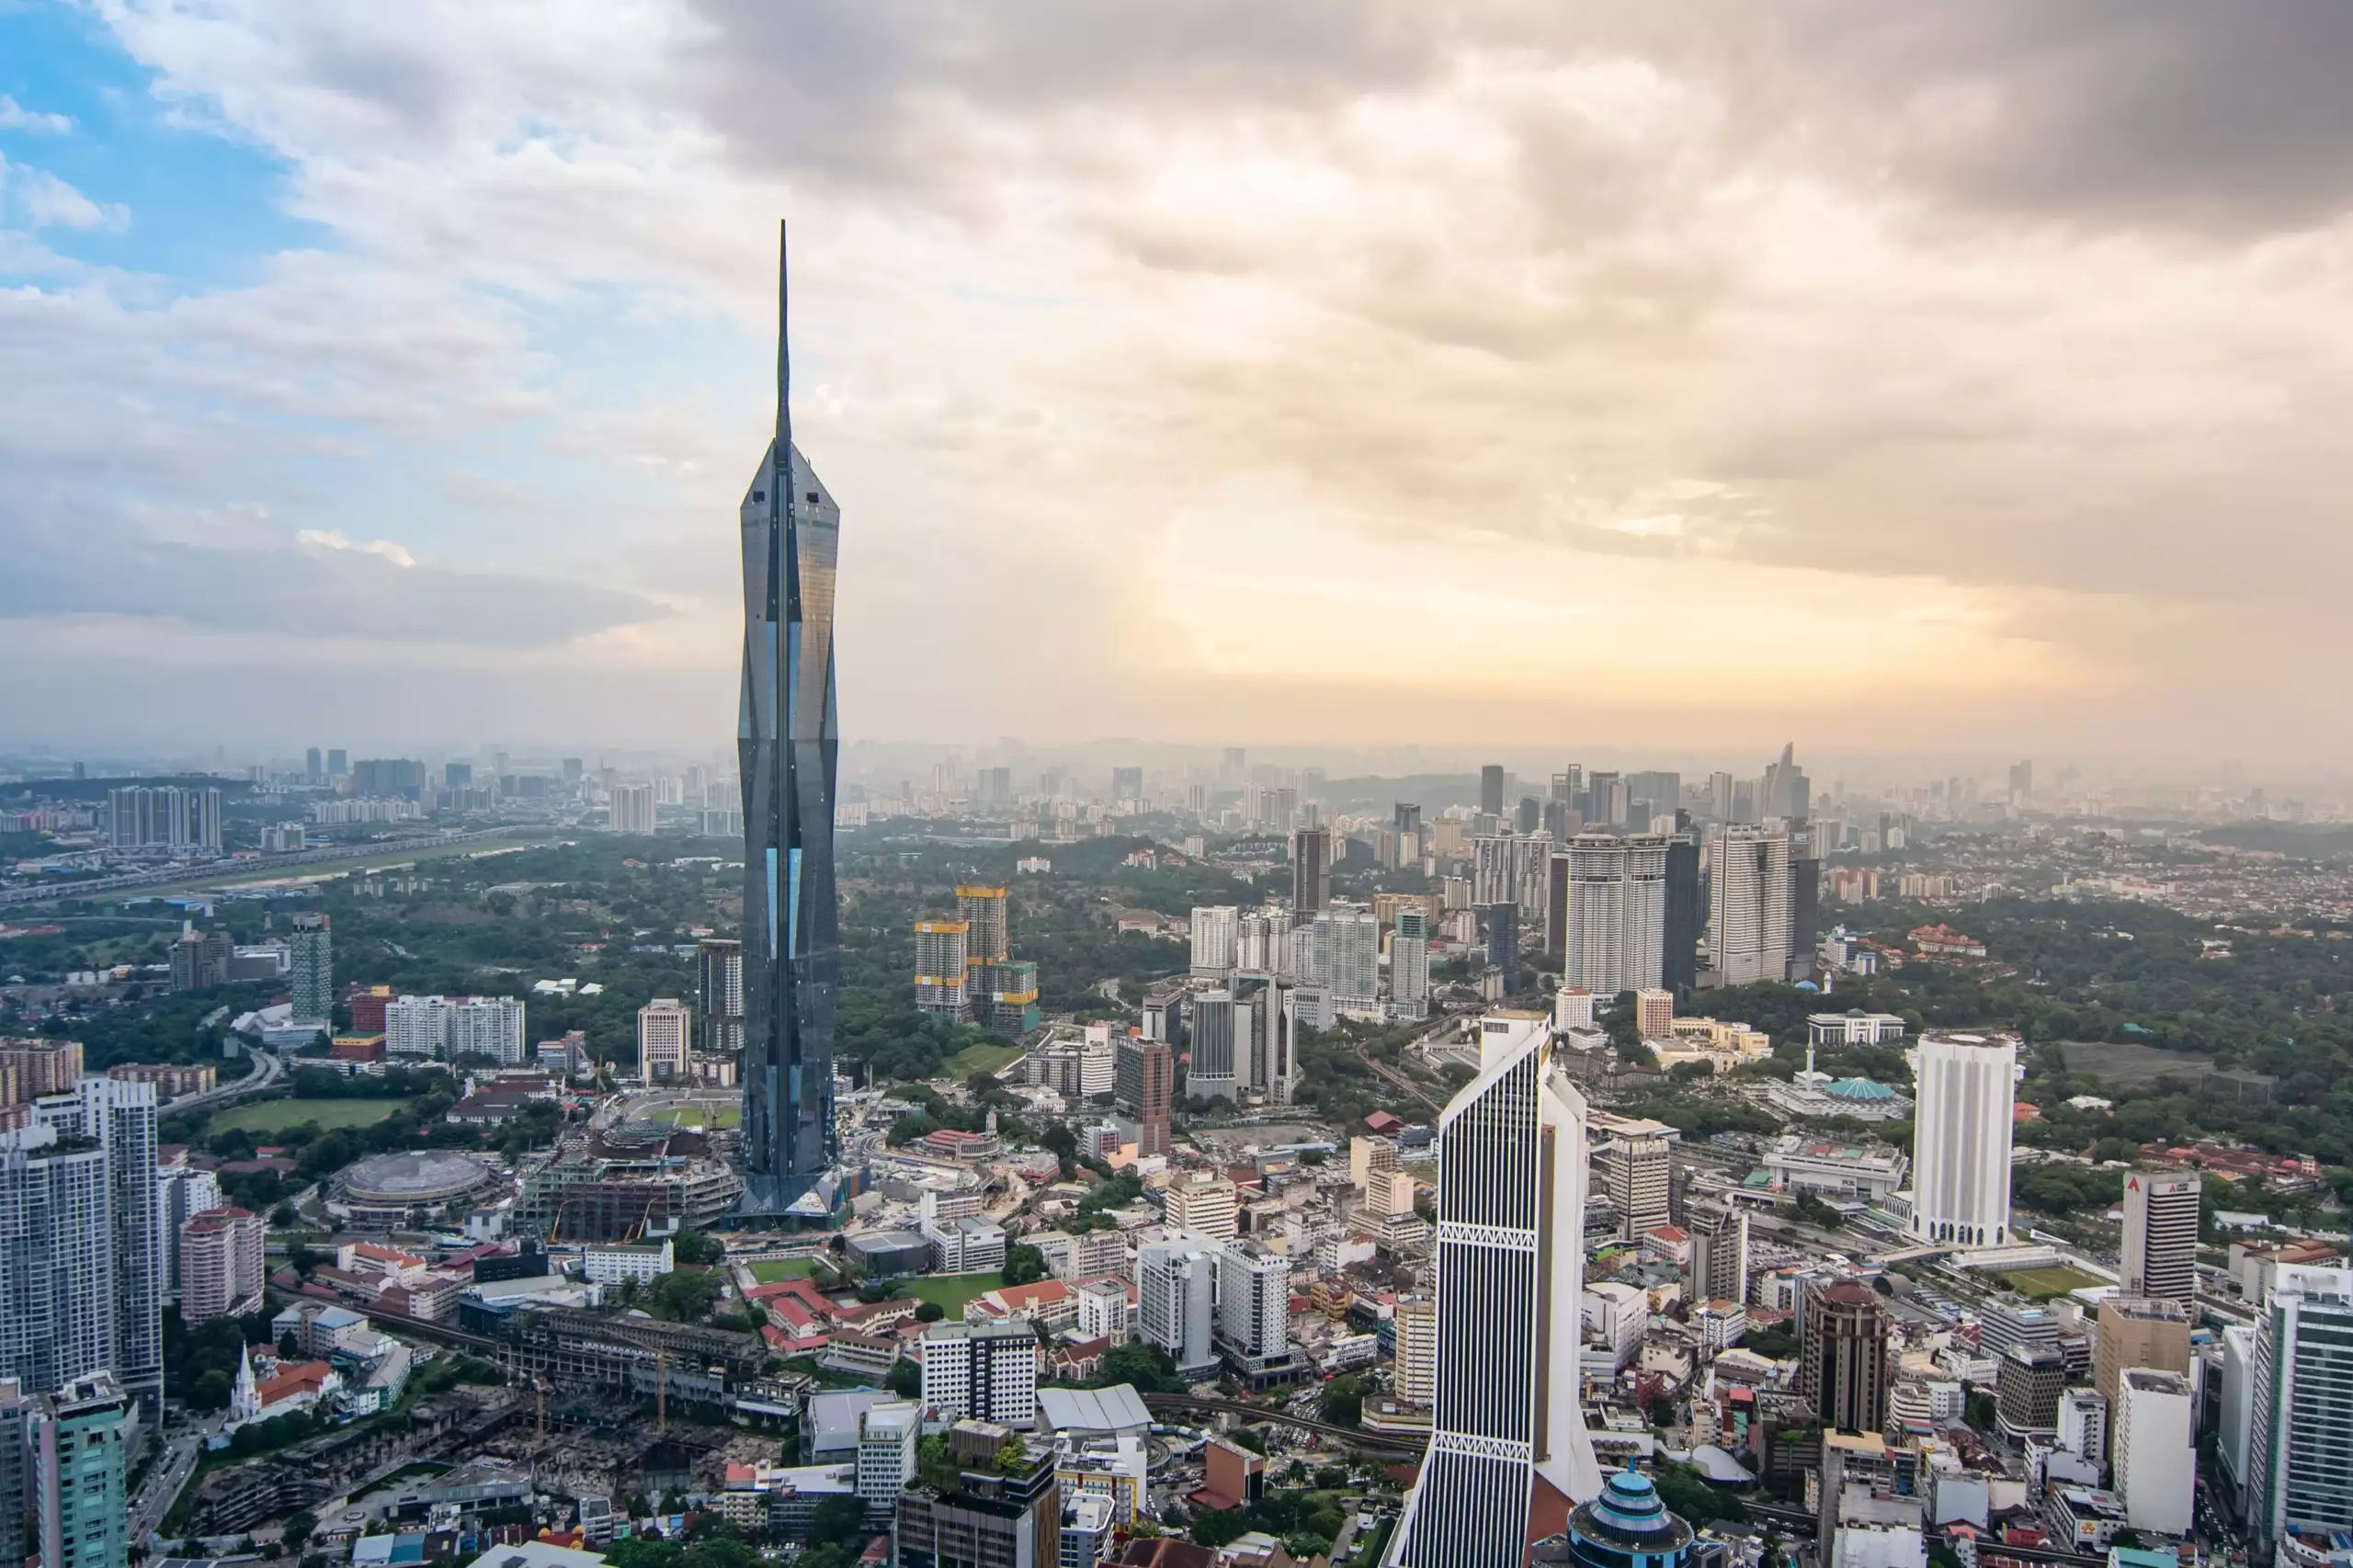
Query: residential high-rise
2120 1170 2200 1310
0 1380 25 1568
2245 1266 2353 1551
2095 1296 2191 1406
326 747 347 777
105 786 222 852
382 994 527 1063
1136 1238 1220 1378
1480 765 1506 817
1484 903 1518 974
33 1373 129 1568
154 1165 222 1300
1559 834 1672 997
305 747 324 780
1705 826 1791 987
0 1127 112 1403
1188 991 1237 1103
957 886 1011 1000
1385 1015 1603 1568
1290 827 1332 925
32 1079 163 1427
918 1318 1038 1426
178 1207 265 1322
0 1040 82 1101
289 912 333 1025
1800 1280 1890 1433
637 998 693 1080
1600 1132 1671 1241
608 782 656 834
1110 766 1143 802
168 924 234 992
696 938 745 1057
1906 1032 2017 1248
1313 907 1380 1016
737 224 843 1218
914 920 972 1021
1392 921 1431 1019
1189 904 1239 974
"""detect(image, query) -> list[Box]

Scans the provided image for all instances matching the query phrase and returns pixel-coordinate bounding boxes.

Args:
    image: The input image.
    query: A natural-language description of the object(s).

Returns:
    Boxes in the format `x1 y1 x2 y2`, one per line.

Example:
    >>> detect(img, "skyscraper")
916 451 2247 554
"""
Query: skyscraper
1392 913 1431 1019
913 921 973 1021
1560 834 1671 998
696 938 745 1057
956 886 1010 999
1313 907 1380 1016
2121 1169 2200 1310
1110 766 1142 802
1137 1238 1221 1377
1760 744 1809 821
0 1380 26 1568
33 1373 130 1568
1386 1015 1603 1568
1661 835 1701 995
305 747 323 781
1906 1032 2016 1249
608 781 656 833
1480 765 1506 817
1600 1131 1670 1241
1290 827 1332 925
1188 991 1237 1103
1800 1279 1890 1432
288 913 333 1026
1705 826 1790 987
326 748 347 777
738 224 842 1219
2245 1264 2353 1552
637 998 693 1080
1189 905 1239 974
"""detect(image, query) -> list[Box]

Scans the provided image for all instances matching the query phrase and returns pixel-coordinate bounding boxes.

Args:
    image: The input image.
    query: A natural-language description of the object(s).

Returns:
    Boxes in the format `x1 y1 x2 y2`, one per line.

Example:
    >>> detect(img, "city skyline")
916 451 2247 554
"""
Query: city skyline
9 8 2353 761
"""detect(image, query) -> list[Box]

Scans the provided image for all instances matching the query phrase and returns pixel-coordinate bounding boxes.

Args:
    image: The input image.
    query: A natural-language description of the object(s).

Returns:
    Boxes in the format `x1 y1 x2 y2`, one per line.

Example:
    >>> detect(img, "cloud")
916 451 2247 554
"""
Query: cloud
15 0 2353 761
0 96 75 134
0 506 669 647
0 154 130 229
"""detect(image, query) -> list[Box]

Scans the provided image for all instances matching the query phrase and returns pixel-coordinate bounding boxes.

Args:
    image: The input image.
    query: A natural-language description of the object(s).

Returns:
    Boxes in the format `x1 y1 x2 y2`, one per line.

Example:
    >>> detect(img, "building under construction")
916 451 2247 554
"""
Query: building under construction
517 1123 744 1241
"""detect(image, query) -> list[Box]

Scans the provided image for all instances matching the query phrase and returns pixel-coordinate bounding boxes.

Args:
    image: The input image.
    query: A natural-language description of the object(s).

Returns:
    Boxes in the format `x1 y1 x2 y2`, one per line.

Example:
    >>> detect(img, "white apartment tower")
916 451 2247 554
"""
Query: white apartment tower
1561 834 1670 997
1215 1238 1291 1366
1313 908 1381 1017
2120 1169 2200 1310
1136 1239 1221 1378
1189 906 1239 974
1706 826 1791 987
2245 1265 2353 1551
1386 1015 1604 1568
1906 1032 2017 1248
917 1318 1039 1426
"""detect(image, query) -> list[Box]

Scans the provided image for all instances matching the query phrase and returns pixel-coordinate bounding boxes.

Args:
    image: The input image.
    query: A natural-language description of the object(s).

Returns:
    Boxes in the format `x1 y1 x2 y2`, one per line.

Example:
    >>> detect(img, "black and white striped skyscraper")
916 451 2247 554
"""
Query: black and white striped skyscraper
1387 1014 1604 1568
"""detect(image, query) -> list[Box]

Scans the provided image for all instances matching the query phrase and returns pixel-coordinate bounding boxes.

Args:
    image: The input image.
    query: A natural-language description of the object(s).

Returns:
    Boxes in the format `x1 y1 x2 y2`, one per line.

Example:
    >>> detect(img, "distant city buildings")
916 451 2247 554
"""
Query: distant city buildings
383 994 528 1064
637 998 693 1080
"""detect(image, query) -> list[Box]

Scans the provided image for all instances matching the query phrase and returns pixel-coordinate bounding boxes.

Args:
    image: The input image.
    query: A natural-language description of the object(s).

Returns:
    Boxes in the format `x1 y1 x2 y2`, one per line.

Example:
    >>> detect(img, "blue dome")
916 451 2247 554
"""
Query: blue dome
1589 1469 1671 1536
1828 1076 1896 1101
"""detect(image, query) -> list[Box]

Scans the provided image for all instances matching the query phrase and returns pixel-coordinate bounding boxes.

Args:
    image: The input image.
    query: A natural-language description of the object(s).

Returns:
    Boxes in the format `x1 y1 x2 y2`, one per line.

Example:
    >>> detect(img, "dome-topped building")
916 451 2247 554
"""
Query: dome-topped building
1551 1469 1695 1568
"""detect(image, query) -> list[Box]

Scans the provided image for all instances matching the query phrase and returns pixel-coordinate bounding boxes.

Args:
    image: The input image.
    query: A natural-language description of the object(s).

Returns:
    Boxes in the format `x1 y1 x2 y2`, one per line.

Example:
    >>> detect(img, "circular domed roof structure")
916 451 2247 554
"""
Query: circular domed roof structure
333 1150 502 1211
1564 1468 1695 1568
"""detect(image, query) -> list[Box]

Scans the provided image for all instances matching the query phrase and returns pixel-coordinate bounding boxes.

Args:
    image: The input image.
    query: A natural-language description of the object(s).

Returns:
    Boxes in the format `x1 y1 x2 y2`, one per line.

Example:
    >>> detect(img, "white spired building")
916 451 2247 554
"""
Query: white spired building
1386 1014 1604 1568
1904 1031 2018 1248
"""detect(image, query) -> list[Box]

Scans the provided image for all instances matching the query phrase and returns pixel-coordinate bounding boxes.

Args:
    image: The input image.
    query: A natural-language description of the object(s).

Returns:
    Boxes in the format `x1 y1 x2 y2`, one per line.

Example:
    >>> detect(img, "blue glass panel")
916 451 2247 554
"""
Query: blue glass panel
787 846 803 958
766 847 779 960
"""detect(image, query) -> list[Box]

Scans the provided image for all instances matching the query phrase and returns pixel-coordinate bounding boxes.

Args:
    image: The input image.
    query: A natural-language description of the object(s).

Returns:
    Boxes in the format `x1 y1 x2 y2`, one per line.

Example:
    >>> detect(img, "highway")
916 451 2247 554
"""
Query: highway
130 1415 217 1543
1139 1392 1428 1455
168 1042 283 1115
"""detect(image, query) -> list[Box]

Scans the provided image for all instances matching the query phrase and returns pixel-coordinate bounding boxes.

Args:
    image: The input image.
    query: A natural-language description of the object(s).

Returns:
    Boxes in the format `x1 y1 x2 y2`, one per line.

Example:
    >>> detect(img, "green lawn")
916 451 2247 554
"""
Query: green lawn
209 1096 415 1135
945 1043 1026 1078
655 1102 742 1130
1999 1264 2109 1300
903 1272 1006 1314
749 1256 817 1283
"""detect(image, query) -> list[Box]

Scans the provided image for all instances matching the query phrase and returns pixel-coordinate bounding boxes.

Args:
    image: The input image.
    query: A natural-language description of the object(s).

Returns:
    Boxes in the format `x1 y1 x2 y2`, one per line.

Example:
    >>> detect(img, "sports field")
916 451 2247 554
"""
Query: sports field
209 1096 413 1134
653 1102 742 1130
902 1272 1006 1314
1999 1264 2108 1299
945 1043 1025 1078
748 1256 818 1283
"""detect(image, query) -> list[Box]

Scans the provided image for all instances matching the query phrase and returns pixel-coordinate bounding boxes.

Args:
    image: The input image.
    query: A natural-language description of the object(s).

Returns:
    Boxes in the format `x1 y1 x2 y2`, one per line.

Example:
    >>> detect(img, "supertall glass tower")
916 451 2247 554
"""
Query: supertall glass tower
737 224 844 1219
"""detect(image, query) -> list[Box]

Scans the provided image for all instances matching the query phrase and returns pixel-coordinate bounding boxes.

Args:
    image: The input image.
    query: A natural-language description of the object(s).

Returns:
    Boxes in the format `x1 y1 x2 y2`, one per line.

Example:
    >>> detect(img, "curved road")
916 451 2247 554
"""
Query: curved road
169 1042 282 1115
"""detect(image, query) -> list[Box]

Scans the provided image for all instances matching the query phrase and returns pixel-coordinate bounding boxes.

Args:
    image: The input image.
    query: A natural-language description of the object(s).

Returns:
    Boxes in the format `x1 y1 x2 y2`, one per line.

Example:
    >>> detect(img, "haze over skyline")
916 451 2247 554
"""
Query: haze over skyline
8 4 2353 764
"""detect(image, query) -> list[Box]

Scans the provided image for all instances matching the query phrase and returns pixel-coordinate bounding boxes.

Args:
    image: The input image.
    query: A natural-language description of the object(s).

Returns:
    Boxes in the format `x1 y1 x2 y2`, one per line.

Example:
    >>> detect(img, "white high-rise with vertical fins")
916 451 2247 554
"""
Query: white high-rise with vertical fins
1386 1014 1604 1568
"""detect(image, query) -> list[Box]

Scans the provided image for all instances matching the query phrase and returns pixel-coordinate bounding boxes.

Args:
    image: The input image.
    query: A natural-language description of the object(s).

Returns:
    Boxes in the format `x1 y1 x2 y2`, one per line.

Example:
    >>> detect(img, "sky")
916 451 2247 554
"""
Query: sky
6 3 2353 767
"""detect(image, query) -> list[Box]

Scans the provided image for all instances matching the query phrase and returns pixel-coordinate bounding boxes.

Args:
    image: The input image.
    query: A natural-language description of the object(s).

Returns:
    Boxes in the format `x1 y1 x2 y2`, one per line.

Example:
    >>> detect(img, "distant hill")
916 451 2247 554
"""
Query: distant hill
2197 821 2353 858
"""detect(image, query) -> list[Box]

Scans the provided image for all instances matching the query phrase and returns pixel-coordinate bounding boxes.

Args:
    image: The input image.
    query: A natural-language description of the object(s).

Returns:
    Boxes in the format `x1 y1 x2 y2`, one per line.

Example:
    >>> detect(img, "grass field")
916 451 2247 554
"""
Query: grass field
944 1043 1026 1078
748 1256 818 1283
1998 1264 2109 1300
209 1097 414 1135
655 1102 742 1130
903 1272 1006 1314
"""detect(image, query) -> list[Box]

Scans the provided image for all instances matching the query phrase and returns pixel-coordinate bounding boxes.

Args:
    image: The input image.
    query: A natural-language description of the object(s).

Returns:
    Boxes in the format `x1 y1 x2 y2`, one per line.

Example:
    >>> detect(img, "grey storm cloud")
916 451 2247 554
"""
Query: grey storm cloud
0 510 669 648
